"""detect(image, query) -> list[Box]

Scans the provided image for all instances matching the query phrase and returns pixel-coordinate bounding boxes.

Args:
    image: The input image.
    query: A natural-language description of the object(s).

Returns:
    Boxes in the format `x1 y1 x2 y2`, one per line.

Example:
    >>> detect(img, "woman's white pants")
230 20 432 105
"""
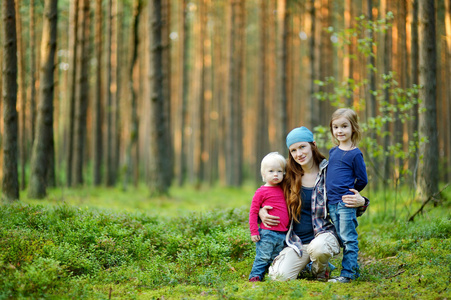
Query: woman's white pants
268 232 340 281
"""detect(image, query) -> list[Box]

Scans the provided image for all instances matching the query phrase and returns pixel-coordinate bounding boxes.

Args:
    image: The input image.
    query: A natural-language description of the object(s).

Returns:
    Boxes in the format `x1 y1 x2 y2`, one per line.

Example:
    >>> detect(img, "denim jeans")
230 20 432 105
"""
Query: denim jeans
249 229 286 280
328 202 360 279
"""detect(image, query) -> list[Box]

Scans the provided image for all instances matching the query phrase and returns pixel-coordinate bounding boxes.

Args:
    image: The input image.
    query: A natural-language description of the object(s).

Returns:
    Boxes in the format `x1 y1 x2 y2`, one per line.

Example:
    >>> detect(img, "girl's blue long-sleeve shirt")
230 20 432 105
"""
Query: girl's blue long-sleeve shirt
326 147 368 205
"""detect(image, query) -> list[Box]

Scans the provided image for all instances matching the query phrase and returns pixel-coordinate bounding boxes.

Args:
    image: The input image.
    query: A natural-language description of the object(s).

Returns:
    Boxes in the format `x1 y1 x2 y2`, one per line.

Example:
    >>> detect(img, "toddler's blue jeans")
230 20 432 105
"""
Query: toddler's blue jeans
249 229 286 280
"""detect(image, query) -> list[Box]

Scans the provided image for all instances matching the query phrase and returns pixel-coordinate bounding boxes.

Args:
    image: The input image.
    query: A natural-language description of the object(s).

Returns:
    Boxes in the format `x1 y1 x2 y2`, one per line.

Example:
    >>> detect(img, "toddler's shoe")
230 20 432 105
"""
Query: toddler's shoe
249 276 261 282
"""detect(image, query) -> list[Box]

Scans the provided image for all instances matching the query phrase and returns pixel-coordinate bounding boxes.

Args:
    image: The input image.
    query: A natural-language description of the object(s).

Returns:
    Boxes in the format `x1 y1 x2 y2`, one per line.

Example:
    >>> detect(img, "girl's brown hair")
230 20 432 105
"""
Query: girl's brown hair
329 108 362 147
283 142 326 223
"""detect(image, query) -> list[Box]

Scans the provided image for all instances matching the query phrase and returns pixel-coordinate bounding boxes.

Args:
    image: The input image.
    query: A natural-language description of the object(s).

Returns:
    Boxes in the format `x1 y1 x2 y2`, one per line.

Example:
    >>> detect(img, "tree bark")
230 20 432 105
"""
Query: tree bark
177 0 188 186
15 0 27 190
93 0 103 185
276 0 288 153
148 0 170 195
417 0 439 200
125 0 141 188
255 0 269 184
72 0 90 186
1 0 19 201
28 0 58 198
29 0 36 144
106 0 115 186
66 0 79 186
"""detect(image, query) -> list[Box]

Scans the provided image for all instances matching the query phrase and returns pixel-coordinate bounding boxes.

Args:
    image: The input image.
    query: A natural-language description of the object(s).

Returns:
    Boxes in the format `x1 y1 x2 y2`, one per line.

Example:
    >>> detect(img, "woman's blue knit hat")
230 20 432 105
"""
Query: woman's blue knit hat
286 126 314 148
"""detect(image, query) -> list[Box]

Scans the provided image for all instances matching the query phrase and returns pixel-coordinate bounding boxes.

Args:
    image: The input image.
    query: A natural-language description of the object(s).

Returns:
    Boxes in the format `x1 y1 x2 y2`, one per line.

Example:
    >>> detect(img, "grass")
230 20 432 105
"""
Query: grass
1 183 450 299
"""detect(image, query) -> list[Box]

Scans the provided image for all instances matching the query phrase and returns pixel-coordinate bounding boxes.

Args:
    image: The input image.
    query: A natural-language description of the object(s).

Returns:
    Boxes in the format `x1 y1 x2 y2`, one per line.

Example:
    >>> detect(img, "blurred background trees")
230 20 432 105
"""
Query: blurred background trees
1 0 450 201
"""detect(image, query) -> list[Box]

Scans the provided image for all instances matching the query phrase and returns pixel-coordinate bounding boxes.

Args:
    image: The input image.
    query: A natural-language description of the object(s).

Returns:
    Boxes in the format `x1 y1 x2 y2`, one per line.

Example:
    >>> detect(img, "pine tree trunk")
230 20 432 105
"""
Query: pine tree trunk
309 0 319 129
28 0 58 198
177 0 188 186
255 0 269 184
29 0 36 144
148 0 170 195
1 0 19 201
444 0 451 183
125 0 141 188
15 0 27 190
72 0 90 186
225 0 236 186
417 0 439 201
276 0 288 153
93 0 103 185
66 0 79 186
106 0 115 186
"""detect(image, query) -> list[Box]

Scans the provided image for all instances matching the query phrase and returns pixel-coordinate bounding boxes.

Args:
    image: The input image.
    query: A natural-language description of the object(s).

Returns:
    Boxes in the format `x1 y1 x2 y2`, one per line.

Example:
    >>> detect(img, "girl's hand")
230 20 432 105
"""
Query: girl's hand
251 235 260 243
259 206 280 228
342 189 365 207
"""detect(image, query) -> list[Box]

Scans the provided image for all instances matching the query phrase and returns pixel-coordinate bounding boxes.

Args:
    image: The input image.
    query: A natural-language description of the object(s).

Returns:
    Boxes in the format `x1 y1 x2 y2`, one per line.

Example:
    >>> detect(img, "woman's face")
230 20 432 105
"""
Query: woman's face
289 142 313 167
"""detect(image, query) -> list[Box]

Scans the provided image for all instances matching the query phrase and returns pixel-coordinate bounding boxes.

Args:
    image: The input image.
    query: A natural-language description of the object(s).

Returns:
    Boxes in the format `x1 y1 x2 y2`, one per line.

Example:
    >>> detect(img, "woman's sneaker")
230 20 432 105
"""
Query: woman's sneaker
328 276 351 283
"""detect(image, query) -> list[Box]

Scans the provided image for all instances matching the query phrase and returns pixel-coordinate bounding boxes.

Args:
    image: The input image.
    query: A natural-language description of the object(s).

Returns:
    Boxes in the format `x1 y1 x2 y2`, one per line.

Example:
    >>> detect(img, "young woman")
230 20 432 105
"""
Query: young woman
259 126 368 281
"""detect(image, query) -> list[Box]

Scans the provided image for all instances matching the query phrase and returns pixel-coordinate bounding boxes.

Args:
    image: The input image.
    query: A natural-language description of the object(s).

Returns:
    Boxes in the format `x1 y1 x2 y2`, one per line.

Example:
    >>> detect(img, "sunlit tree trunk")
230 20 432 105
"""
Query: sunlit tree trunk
366 0 376 123
444 0 451 183
29 0 36 144
1 0 19 201
225 0 243 187
148 0 171 195
276 0 288 153
15 0 27 190
72 0 90 186
92 0 103 186
417 0 439 201
28 0 58 198
66 0 79 186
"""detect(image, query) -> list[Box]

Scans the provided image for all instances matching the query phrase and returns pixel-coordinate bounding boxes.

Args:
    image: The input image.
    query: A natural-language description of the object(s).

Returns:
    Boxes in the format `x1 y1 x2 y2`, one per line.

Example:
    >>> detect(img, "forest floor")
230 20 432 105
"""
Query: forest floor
1 184 450 299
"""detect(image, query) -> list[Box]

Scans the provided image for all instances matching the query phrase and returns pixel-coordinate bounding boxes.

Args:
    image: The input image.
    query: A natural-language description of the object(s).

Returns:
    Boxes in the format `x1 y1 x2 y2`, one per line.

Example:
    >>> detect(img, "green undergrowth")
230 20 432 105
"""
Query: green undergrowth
0 185 450 299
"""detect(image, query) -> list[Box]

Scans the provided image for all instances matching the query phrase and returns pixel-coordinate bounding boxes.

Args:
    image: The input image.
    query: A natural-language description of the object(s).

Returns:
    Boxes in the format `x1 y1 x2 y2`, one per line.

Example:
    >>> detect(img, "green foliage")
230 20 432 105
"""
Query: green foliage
1 184 450 299
314 13 427 192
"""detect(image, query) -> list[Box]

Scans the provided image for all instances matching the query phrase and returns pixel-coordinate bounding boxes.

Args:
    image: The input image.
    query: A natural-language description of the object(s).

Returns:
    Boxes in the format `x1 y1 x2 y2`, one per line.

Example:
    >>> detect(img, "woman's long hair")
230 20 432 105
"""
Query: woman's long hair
283 142 326 223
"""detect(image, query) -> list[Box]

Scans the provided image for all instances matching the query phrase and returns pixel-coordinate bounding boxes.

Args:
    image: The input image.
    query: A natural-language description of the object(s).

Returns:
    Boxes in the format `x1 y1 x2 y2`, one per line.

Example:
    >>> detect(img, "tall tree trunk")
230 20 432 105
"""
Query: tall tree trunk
125 0 141 188
233 0 245 186
225 0 235 186
72 0 90 186
28 0 58 198
309 0 319 128
444 0 451 183
366 0 376 123
148 0 170 195
411 0 420 186
113 0 121 183
93 0 103 185
382 0 393 197
15 0 27 190
255 0 269 184
29 0 36 144
1 0 19 201
106 0 115 186
417 0 439 201
276 0 288 153
177 0 188 186
162 0 172 185
66 0 79 186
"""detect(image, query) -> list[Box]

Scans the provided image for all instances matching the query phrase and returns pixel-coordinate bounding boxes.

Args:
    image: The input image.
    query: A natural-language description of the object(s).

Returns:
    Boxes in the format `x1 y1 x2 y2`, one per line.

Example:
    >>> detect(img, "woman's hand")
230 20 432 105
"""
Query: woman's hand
251 235 260 243
259 206 280 228
342 189 365 207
